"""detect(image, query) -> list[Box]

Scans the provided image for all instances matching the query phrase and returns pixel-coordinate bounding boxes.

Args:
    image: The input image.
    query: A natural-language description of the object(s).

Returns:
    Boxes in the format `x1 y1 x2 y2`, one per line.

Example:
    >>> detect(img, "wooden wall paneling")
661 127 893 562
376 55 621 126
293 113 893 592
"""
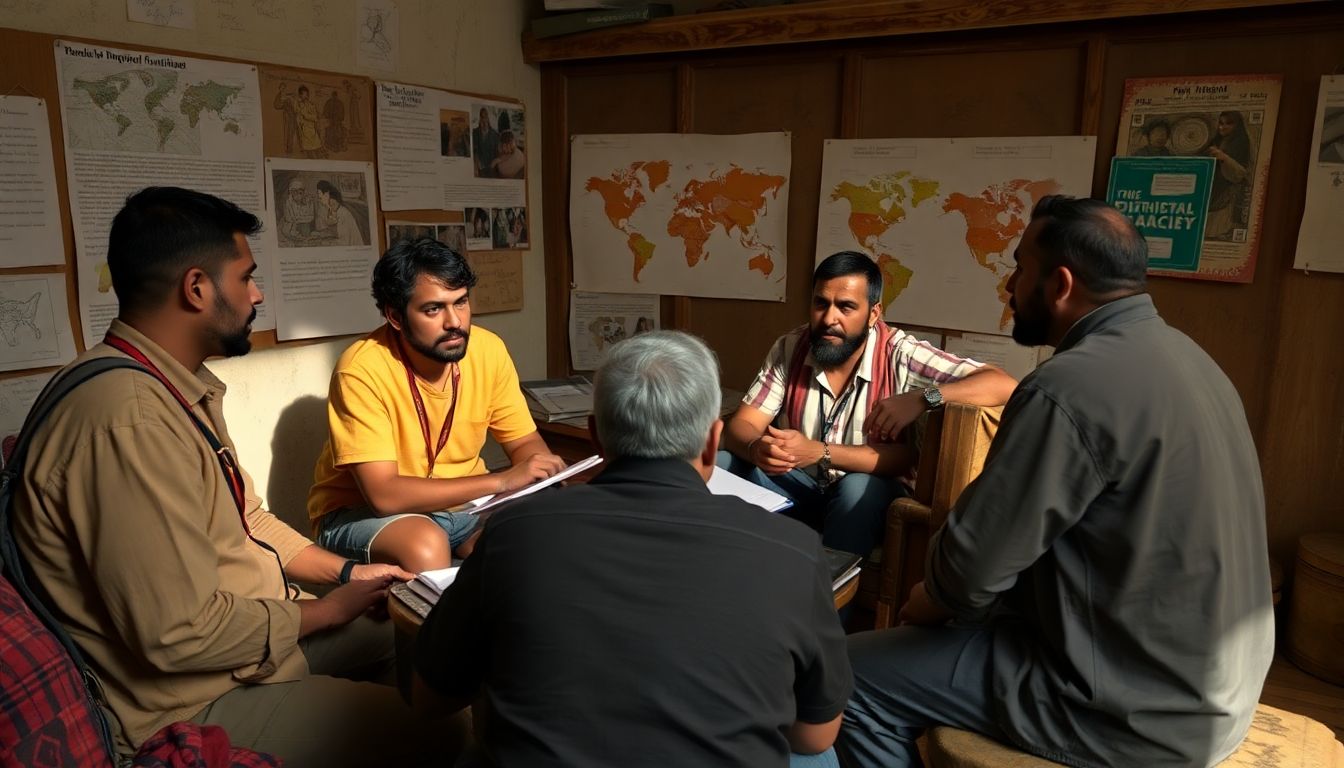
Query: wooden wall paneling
683 55 846 389
548 64 679 374
542 66 571 376
857 43 1087 139
1260 271 1344 567
1099 22 1344 444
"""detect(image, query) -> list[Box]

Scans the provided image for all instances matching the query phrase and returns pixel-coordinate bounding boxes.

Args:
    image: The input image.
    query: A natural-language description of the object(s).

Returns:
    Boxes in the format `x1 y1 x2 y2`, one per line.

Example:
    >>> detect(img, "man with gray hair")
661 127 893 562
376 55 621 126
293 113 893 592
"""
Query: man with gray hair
413 331 853 767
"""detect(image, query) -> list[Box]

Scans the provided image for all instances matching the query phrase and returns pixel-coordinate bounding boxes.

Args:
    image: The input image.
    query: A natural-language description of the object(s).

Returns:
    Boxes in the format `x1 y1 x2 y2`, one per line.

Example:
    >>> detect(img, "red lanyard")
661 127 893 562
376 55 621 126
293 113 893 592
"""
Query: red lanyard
103 333 250 532
395 337 461 478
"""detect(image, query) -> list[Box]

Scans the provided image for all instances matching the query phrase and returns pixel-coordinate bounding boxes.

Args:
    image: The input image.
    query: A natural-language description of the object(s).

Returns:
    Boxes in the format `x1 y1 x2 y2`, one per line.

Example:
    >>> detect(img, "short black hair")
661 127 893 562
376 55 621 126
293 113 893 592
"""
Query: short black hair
813 251 883 308
107 187 260 314
372 237 478 316
1030 195 1147 294
316 179 342 204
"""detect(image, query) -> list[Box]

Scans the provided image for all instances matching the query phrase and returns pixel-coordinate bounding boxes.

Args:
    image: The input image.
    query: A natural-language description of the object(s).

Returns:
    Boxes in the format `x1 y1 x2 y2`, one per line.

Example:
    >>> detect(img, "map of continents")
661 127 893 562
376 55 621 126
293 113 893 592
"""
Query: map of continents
69 68 243 154
830 174 1062 330
585 162 786 281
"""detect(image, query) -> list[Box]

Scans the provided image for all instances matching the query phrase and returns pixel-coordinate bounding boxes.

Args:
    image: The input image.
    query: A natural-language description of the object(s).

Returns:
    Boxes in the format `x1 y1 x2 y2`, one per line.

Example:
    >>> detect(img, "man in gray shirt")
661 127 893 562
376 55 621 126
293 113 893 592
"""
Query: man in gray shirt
838 196 1273 767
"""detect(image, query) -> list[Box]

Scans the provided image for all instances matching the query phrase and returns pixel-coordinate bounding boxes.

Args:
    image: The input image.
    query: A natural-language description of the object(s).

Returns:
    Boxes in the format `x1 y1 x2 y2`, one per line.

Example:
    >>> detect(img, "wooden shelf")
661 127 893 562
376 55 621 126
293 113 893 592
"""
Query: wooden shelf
522 0 1326 62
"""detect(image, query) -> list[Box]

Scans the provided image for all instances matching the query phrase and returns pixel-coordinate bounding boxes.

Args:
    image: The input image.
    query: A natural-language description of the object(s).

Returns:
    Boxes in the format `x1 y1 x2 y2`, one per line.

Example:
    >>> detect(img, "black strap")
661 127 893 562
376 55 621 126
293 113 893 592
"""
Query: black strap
0 356 147 762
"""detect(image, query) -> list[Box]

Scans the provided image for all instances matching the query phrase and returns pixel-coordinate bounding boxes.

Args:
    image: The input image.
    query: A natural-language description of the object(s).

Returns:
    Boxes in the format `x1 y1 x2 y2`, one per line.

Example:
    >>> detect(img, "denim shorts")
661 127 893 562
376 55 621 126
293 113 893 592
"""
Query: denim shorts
315 505 481 563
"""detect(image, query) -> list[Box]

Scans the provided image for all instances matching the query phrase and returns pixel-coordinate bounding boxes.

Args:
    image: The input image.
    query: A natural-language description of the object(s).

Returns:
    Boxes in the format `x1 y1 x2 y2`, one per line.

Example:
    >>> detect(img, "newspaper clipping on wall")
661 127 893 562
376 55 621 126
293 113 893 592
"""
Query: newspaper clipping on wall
1293 76 1344 274
1116 74 1281 283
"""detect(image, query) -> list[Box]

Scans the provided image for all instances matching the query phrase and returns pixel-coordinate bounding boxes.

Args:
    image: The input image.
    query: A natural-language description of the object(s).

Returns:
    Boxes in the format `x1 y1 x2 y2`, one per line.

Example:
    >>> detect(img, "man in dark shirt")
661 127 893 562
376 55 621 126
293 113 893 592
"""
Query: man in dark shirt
837 196 1273 767
414 330 852 767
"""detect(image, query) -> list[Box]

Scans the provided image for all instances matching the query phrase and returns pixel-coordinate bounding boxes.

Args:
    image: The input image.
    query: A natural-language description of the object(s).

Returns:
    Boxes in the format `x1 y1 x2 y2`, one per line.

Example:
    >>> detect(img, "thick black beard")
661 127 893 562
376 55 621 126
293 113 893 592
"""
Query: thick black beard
1010 284 1050 347
216 305 256 358
810 327 866 369
409 329 471 363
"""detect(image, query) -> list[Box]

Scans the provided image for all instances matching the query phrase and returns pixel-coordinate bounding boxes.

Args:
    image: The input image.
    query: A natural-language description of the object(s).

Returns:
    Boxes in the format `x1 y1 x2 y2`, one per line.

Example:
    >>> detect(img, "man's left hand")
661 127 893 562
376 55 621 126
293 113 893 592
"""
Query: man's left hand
864 390 927 442
350 563 414 582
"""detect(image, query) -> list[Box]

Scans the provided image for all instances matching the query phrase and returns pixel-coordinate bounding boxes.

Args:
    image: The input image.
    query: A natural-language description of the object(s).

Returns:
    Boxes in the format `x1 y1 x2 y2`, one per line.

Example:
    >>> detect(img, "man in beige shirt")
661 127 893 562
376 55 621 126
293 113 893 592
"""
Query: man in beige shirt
12 187 463 766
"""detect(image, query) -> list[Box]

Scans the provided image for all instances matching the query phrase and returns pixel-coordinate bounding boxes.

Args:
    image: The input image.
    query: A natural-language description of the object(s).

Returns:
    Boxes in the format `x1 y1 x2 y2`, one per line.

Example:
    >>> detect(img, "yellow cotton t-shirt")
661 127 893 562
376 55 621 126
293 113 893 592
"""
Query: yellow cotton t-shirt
307 323 536 528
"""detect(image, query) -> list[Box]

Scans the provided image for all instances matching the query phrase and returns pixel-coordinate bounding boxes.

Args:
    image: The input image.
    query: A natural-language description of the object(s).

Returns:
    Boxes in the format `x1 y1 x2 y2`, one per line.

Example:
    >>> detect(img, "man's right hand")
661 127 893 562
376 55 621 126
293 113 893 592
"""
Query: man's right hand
749 430 798 476
497 451 566 493
299 575 395 638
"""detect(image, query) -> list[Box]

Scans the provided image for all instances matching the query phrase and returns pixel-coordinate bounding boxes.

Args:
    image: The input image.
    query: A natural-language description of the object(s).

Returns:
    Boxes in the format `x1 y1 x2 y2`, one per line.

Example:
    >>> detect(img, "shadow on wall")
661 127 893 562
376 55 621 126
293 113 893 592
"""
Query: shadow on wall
266 394 328 538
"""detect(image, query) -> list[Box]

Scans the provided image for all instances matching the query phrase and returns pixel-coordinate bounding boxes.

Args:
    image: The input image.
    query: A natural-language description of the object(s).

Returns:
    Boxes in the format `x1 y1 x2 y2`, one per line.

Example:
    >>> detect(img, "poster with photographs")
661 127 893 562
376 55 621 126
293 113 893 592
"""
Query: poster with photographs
491 206 529 249
271 167 374 249
1116 75 1281 282
384 217 518 313
1293 76 1344 274
464 207 493 251
375 81 526 212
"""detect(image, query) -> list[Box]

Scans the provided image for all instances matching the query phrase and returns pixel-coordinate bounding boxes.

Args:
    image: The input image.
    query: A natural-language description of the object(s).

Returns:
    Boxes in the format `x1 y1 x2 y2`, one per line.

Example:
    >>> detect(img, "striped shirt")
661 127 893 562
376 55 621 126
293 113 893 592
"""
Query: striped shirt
743 323 982 483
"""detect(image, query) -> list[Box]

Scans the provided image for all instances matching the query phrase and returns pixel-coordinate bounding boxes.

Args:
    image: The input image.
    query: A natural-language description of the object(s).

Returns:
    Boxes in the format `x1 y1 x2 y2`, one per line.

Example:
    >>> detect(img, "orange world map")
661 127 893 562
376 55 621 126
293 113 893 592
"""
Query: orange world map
585 162 786 281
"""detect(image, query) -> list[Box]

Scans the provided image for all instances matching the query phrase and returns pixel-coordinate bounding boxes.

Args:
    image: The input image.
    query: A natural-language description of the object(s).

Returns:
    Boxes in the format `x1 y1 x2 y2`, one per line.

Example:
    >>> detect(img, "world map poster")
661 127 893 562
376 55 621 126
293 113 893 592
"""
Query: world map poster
55 40 268 346
570 132 791 302
816 137 1095 336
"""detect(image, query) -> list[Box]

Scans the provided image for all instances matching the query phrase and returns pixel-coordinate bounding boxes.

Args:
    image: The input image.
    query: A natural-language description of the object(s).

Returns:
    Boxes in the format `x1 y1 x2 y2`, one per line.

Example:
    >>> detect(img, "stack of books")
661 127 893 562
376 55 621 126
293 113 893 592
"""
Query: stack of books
824 548 863 591
406 565 460 606
521 376 594 423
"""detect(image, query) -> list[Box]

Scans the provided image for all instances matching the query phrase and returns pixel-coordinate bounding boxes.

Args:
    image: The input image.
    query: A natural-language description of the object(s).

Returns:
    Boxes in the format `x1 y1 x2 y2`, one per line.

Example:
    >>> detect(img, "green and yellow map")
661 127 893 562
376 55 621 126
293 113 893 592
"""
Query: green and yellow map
818 138 1095 335
65 67 245 155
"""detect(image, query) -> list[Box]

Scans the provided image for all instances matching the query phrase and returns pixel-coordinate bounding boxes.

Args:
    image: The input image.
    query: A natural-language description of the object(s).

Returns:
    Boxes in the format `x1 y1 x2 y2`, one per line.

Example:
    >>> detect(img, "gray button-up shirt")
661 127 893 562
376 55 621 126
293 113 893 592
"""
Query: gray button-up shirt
927 294 1273 767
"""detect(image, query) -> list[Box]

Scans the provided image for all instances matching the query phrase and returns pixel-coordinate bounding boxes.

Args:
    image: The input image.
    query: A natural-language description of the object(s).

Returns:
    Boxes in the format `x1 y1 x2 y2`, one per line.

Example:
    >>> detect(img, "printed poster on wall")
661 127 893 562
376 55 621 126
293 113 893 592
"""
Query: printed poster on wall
374 81 526 213
816 136 1095 336
1293 76 1344 274
54 39 267 347
1116 74 1281 283
264 157 382 340
0 96 64 268
569 132 791 302
1106 156 1214 274
569 290 660 370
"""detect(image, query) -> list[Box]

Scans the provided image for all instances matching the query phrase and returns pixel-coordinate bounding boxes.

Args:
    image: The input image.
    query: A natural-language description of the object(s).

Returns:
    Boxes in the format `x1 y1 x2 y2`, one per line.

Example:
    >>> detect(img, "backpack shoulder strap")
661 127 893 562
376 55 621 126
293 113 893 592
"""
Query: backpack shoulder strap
0 355 149 763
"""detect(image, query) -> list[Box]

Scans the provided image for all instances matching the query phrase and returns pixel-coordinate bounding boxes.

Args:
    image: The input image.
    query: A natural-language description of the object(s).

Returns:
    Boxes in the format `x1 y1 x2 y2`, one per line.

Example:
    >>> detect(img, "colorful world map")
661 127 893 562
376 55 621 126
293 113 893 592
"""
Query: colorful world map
585 162 787 281
830 173 1062 329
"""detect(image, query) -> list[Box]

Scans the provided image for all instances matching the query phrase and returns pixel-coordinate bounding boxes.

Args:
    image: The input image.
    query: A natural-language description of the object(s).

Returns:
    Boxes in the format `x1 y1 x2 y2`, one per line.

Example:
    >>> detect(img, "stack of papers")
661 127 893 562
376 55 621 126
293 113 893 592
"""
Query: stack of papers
462 454 604 517
706 467 792 513
521 376 594 422
406 566 460 605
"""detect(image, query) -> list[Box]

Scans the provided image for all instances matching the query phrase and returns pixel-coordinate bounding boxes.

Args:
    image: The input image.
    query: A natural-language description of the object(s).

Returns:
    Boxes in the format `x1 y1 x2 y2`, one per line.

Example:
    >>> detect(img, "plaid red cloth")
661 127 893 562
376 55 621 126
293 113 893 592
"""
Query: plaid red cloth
132 723 281 768
0 572 110 768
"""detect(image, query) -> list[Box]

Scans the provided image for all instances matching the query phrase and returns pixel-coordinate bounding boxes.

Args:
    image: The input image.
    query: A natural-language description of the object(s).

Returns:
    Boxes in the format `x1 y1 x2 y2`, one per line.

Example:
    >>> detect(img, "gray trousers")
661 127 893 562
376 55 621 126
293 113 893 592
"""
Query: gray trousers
192 615 468 767
837 624 1006 767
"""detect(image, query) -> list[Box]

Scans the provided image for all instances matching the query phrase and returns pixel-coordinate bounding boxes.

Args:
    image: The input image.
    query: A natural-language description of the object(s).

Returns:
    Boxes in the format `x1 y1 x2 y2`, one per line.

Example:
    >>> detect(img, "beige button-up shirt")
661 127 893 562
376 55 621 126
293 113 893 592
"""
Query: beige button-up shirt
13 320 311 752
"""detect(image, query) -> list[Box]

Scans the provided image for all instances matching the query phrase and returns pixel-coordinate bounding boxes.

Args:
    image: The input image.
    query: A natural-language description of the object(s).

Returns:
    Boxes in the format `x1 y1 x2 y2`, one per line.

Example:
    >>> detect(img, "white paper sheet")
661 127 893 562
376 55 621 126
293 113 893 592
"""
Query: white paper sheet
0 370 55 469
264 157 382 340
127 0 195 29
569 290 660 370
0 96 65 268
356 0 399 73
55 40 265 348
1294 76 1344 274
0 274 78 373
943 332 1041 382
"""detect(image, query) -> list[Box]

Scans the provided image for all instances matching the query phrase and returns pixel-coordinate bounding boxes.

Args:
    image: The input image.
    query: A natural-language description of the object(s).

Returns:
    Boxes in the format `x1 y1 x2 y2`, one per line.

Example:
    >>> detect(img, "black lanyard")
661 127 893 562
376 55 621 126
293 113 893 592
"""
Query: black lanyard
394 335 460 477
818 382 856 441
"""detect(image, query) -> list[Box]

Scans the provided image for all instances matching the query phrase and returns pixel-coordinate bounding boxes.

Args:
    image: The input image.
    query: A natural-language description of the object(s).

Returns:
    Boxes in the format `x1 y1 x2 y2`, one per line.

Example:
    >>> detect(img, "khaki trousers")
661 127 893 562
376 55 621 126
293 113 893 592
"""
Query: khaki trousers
192 615 468 767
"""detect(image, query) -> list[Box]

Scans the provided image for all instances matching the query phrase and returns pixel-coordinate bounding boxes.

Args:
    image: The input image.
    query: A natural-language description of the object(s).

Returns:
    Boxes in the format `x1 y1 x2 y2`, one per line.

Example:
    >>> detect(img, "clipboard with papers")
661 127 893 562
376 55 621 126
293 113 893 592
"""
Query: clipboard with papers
706 466 793 513
458 454 604 517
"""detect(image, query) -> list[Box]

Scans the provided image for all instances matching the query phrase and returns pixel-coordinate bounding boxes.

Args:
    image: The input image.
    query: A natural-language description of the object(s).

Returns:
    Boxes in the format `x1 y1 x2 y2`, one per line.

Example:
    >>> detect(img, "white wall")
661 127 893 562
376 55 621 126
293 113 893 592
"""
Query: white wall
4 0 547 512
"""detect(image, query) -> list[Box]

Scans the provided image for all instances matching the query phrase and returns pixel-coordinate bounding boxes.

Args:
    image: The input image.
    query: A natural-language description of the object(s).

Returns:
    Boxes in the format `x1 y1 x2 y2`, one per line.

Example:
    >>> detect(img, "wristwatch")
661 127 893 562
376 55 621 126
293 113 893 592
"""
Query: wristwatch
921 386 945 410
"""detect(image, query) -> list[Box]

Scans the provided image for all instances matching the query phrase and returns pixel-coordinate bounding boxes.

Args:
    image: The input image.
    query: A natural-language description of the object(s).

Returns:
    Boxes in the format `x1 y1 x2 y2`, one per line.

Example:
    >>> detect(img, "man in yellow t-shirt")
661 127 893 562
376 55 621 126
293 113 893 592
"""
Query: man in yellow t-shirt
308 238 565 572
